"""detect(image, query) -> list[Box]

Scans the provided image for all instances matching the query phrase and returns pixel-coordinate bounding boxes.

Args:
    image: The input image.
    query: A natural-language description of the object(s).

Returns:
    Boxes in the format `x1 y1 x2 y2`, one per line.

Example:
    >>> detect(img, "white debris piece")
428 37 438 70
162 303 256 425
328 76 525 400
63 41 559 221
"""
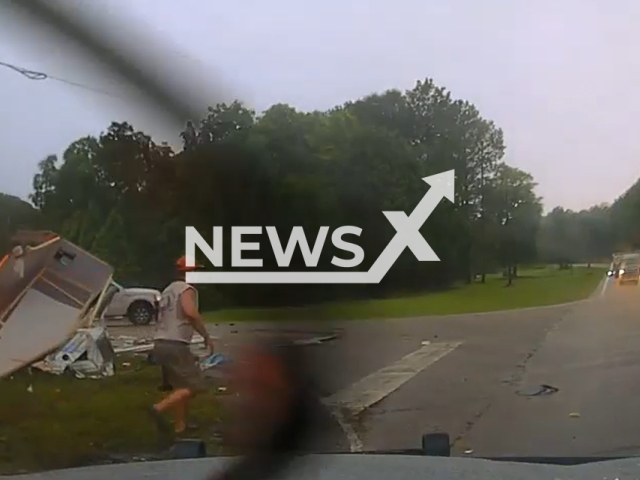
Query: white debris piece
112 334 207 355
31 327 115 378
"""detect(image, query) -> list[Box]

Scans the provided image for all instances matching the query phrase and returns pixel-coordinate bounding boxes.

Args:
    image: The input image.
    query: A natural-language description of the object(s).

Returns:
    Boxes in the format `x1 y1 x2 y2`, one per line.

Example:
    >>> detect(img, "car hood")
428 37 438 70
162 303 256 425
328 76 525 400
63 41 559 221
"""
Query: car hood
7 454 640 480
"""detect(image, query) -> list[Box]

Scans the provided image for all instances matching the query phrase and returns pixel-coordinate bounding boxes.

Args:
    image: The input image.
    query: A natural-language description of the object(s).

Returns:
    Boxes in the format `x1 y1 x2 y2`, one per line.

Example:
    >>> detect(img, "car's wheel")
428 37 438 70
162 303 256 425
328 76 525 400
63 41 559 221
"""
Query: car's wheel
128 300 154 325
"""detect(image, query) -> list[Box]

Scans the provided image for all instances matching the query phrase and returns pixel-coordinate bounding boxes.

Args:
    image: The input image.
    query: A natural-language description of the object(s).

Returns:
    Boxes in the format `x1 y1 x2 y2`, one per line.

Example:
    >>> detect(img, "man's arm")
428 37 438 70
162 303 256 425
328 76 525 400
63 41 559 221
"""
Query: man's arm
180 288 214 352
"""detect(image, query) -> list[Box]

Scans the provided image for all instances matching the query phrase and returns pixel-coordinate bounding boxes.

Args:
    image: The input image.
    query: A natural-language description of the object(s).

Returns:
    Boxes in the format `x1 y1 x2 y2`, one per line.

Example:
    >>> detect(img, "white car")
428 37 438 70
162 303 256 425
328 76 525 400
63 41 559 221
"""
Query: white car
103 281 161 325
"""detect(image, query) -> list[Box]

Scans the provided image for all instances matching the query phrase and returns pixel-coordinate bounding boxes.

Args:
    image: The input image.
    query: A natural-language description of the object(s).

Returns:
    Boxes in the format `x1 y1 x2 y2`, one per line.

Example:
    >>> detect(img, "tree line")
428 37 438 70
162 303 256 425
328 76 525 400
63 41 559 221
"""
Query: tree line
540 179 640 267
1 77 625 309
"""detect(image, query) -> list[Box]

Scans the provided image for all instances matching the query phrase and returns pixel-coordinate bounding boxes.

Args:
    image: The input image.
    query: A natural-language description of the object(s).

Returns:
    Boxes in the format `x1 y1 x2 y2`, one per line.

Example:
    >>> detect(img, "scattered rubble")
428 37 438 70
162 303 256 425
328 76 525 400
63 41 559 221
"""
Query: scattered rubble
31 331 228 379
0 231 114 379
1 231 228 381
31 327 115 379
111 334 208 355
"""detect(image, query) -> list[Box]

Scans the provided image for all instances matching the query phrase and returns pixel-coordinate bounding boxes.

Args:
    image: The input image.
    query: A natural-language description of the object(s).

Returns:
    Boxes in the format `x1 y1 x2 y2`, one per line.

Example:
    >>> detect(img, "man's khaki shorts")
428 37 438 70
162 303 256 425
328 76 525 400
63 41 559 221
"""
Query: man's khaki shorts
152 340 205 393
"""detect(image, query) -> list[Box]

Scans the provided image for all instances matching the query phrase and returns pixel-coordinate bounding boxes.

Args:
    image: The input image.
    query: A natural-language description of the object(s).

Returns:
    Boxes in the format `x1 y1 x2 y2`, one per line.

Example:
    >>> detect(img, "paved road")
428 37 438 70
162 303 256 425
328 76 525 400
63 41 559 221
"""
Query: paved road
304 301 587 454
460 275 640 457
307 273 640 458
109 274 632 458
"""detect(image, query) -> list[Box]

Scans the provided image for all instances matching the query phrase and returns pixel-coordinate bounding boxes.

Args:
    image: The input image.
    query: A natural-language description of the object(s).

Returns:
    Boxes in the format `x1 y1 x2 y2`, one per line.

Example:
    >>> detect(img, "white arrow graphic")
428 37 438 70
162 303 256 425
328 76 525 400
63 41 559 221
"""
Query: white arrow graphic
186 170 455 284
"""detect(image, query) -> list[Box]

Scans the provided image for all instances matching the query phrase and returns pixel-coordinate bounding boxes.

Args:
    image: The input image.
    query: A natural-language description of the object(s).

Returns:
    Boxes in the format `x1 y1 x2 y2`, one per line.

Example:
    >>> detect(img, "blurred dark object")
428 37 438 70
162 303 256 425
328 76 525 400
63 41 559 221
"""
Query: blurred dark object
212 338 318 480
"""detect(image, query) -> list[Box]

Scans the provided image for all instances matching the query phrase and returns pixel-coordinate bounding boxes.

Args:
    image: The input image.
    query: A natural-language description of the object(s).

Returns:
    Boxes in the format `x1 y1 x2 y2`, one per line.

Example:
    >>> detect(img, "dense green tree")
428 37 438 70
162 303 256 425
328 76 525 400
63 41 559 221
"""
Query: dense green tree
489 165 542 284
15 78 549 308
0 194 42 254
537 204 613 267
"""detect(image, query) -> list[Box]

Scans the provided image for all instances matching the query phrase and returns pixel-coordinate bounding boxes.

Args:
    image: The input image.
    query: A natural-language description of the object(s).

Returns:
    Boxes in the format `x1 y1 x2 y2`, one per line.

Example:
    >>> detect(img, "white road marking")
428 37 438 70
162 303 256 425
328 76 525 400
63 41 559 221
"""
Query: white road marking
600 276 610 297
323 341 460 415
330 408 364 452
321 341 460 451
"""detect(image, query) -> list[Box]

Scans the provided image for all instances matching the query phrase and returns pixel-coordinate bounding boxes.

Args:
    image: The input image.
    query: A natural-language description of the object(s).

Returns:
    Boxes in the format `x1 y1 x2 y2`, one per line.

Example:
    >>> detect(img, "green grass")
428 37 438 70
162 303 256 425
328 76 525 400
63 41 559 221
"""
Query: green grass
205 266 606 322
0 356 225 474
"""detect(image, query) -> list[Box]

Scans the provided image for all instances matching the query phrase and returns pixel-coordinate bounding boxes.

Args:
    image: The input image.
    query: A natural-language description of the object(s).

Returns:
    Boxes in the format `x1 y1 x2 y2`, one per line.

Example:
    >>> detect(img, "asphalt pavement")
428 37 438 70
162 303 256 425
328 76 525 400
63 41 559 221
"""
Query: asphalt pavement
304 273 640 458
302 301 586 454
108 274 636 458
459 275 640 457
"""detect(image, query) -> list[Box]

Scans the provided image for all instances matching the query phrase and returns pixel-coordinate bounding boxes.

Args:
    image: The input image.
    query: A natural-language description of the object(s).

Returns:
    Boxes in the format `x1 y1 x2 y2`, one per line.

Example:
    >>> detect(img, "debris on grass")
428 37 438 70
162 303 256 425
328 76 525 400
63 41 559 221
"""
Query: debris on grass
112 334 208 355
31 327 115 379
0 231 114 381
30 332 219 381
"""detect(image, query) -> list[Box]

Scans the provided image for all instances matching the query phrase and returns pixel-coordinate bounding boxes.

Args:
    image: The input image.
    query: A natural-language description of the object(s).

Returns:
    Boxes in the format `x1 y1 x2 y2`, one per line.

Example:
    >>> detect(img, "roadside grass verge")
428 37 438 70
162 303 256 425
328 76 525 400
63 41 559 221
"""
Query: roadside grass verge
0 356 225 475
205 266 605 322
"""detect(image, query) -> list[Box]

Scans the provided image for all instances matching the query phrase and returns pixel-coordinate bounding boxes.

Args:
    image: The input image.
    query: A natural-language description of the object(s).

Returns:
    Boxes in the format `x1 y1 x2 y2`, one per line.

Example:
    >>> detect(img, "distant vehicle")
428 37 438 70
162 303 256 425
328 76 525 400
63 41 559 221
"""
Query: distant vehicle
618 261 640 285
103 281 161 325
609 252 640 280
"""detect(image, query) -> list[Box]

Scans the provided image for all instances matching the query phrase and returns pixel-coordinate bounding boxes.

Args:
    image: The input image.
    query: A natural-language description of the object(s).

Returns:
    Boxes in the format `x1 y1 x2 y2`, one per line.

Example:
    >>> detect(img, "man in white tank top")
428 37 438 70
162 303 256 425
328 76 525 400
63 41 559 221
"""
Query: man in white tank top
148 255 215 436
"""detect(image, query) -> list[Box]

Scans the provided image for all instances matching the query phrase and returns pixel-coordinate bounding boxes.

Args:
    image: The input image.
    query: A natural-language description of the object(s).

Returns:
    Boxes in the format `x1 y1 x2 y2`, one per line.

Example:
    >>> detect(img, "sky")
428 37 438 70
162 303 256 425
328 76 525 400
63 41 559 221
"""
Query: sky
0 0 639 212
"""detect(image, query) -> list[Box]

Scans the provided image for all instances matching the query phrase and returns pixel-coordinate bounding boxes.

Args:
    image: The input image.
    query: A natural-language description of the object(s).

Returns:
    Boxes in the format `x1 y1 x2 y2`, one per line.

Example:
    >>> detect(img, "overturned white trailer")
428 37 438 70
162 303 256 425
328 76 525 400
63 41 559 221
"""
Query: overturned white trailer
0 231 114 379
